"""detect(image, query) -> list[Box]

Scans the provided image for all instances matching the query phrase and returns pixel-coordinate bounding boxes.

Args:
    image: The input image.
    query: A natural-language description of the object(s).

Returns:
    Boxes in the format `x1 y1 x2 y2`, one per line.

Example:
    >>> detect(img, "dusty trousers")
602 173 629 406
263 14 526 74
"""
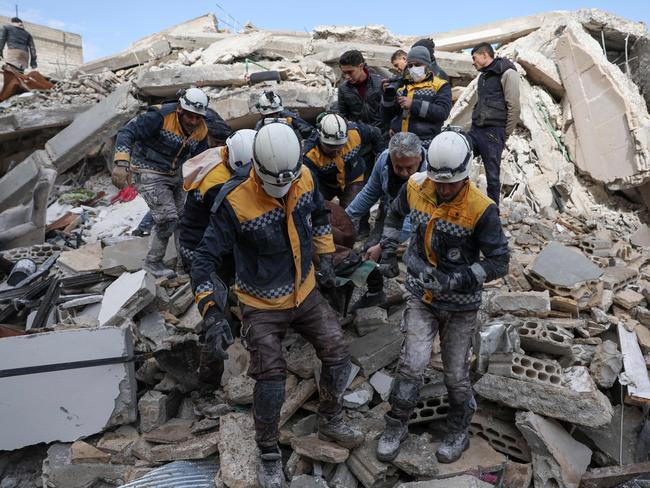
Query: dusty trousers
390 295 478 432
134 171 185 264
240 290 351 448
467 126 506 206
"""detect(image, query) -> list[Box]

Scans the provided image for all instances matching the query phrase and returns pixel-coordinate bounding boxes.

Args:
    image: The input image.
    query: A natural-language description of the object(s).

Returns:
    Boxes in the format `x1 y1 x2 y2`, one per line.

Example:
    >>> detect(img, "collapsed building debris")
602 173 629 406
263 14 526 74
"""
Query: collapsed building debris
2 7 650 488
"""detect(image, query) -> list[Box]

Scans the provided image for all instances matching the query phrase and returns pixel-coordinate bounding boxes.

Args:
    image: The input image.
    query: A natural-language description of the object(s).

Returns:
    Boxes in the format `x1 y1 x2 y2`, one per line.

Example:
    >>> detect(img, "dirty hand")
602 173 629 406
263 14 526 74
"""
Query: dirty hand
316 253 337 289
111 165 130 189
204 309 234 361
397 96 412 110
363 243 382 262
378 249 399 278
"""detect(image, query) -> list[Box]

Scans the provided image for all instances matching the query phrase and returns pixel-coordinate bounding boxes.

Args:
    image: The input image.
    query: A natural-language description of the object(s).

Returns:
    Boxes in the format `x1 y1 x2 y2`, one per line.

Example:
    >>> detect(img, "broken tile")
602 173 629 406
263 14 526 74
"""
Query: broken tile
527 241 602 292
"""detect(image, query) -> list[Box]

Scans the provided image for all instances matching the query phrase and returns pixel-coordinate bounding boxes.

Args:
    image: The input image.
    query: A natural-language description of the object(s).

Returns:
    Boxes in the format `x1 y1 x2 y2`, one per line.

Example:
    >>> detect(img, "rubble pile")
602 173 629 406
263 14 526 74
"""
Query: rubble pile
2 7 650 488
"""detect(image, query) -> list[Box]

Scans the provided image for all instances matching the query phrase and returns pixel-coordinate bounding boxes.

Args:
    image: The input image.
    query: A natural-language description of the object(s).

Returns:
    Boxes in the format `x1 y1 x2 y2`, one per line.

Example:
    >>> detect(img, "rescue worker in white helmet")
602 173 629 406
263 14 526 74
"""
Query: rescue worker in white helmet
112 87 210 278
254 90 314 140
190 121 364 487
375 127 510 464
303 112 383 207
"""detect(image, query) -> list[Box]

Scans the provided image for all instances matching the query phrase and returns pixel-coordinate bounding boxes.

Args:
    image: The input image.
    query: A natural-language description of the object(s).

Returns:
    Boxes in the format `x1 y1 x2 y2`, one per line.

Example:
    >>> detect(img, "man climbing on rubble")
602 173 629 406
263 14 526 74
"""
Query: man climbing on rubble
467 42 520 206
191 122 364 487
0 17 36 72
345 132 426 312
376 128 509 464
112 87 209 278
303 112 383 208
254 90 314 140
381 46 452 148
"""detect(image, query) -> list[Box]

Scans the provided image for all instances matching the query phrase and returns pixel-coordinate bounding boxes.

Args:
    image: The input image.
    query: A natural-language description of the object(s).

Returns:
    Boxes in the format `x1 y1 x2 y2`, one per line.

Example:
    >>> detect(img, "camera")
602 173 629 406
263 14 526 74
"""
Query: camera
384 75 404 101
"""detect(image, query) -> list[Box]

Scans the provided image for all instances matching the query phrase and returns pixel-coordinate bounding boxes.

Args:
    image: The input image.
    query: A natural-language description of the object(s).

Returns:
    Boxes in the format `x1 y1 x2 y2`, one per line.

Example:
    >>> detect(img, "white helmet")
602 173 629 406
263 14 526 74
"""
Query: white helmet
253 122 302 198
317 113 348 146
226 129 256 172
179 87 209 116
426 128 473 183
256 91 283 115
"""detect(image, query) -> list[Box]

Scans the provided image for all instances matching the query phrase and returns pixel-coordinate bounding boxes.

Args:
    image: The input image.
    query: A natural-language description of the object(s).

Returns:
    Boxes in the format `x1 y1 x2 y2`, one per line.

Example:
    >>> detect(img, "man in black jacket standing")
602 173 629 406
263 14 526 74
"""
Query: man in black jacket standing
0 17 36 71
468 42 520 206
337 50 384 130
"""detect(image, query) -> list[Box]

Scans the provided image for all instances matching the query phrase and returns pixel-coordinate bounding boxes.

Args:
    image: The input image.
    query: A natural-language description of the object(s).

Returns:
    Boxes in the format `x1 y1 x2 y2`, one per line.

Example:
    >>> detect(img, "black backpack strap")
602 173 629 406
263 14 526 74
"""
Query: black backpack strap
210 169 249 214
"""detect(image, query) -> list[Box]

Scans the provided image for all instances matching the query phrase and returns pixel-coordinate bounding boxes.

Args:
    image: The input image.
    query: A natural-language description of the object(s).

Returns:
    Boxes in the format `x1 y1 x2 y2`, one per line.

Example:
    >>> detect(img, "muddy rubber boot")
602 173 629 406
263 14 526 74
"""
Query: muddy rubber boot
257 448 286 488
436 430 470 463
376 413 408 462
349 290 386 314
318 413 364 448
144 260 175 279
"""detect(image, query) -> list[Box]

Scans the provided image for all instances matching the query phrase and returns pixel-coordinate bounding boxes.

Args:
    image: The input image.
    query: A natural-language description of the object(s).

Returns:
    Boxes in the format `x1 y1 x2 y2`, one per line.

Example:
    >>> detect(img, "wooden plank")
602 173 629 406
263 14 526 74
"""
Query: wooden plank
617 323 650 400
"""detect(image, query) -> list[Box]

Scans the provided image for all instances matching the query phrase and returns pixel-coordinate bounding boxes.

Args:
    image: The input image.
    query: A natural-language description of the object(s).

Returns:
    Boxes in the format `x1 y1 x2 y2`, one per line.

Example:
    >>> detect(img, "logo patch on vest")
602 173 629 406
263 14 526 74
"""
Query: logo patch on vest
447 248 462 262
306 215 312 228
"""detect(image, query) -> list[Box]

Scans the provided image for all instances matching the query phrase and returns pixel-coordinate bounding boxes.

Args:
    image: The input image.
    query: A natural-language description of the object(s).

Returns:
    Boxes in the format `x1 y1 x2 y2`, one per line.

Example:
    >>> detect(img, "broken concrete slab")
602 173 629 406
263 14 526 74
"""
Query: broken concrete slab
285 340 320 379
42 443 129 488
223 373 255 405
135 64 251 97
614 288 646 310
143 418 194 444
96 425 139 453
100 236 152 275
290 474 330 488
347 438 398 488
517 319 574 356
392 433 438 478
474 373 613 428
579 462 650 488
57 242 103 274
516 48 565 99
350 325 402 376
0 326 136 450
515 411 592 488
80 38 171 75
631 225 650 248
354 306 388 336
98 270 156 327
396 475 493 487
431 435 506 479
555 22 650 190
44 83 142 173
201 31 272 64
137 309 173 350
0 105 90 143
527 241 603 293
280 379 318 428
218 412 257 488
330 462 358 488
580 404 643 465
291 435 350 463
486 290 551 317
70 441 111 464
150 430 219 462
589 339 623 389
618 322 650 401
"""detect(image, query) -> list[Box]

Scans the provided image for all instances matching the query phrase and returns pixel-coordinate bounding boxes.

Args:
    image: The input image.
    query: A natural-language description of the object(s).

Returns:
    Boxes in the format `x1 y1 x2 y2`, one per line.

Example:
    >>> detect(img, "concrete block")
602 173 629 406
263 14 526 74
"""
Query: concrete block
486 290 551 317
409 380 450 426
350 326 402 376
96 425 139 453
201 31 272 64
354 306 388 336
291 434 350 463
218 412 258 488
470 411 531 462
136 64 251 97
143 418 193 444
138 390 177 433
488 352 563 387
0 327 136 450
614 289 645 309
57 242 103 274
343 382 374 409
601 266 638 292
517 319 574 356
223 373 255 405
515 411 592 488
474 373 613 428
0 154 39 212
45 83 142 173
516 48 565 99
291 475 329 488
98 270 156 327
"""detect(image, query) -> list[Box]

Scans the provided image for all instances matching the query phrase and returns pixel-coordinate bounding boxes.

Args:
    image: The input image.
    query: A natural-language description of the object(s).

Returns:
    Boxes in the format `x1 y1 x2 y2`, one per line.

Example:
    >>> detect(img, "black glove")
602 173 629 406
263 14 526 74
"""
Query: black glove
316 253 337 289
204 308 234 360
378 249 399 278
418 266 463 293
30 60 37 69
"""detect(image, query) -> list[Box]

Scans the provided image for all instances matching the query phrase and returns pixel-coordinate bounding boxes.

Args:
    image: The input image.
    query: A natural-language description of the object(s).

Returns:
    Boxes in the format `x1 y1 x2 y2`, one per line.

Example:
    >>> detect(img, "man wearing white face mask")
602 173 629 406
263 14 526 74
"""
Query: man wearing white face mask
381 46 452 148
191 121 364 487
